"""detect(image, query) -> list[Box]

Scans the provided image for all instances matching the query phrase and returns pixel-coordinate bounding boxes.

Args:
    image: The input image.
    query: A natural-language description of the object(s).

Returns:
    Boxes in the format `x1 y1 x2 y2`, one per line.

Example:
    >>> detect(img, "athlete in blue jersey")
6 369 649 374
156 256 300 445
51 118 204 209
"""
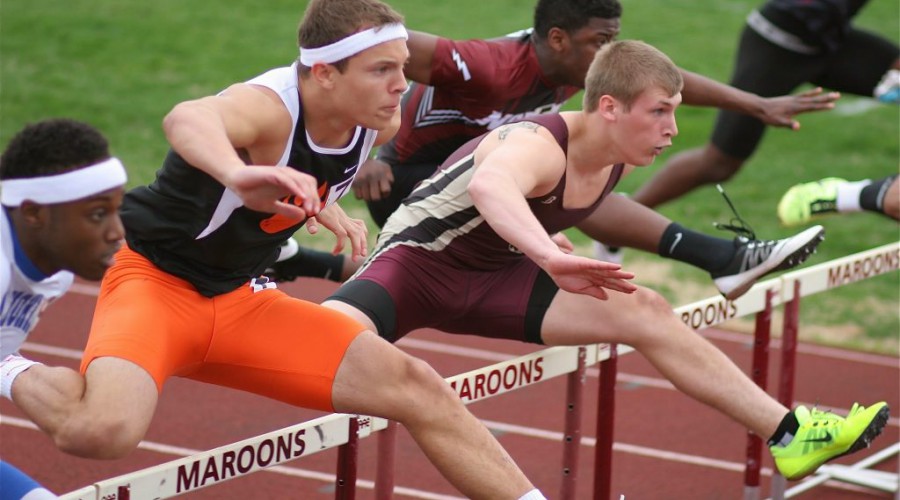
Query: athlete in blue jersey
0 461 57 500
325 40 890 483
0 118 126 500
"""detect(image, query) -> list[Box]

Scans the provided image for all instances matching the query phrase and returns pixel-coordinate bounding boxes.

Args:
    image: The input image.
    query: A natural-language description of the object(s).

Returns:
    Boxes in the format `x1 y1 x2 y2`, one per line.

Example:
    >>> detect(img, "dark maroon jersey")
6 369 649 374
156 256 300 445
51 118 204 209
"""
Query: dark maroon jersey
377 30 580 167
368 114 623 272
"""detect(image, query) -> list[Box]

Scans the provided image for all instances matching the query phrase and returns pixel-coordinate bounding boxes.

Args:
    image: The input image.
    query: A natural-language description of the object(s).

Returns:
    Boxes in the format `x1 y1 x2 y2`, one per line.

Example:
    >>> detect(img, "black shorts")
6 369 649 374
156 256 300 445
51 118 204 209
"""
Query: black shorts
712 21 899 159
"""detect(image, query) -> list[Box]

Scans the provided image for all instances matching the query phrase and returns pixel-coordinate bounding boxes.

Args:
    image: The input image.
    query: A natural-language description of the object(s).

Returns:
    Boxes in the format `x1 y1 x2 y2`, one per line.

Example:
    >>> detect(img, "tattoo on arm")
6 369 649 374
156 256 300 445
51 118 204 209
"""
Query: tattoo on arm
498 121 540 141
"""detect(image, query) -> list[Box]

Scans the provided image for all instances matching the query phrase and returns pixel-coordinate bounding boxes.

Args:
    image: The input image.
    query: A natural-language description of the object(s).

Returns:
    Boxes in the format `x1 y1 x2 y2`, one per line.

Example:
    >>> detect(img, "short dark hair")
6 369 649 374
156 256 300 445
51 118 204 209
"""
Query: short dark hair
533 0 622 39
0 118 110 180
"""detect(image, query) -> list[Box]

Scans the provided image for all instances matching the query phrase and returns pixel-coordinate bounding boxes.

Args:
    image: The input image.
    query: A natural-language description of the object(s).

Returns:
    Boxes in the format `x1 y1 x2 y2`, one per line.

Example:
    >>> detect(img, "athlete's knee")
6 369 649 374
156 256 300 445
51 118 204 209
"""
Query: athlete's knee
704 163 743 184
55 413 144 459
626 288 679 332
699 147 746 184
403 355 455 399
639 287 673 313
387 356 460 422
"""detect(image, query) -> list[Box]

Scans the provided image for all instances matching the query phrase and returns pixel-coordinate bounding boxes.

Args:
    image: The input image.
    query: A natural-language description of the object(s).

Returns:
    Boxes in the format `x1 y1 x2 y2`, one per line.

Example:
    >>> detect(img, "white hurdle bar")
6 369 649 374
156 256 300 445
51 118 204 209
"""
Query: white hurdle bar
54 242 899 499
58 413 389 500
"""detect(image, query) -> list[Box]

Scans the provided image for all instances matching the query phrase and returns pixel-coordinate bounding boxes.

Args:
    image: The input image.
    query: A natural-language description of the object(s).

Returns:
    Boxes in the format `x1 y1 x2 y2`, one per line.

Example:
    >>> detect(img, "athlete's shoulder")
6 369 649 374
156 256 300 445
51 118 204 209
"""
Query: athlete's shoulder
433 32 530 86
464 29 533 60
245 63 298 91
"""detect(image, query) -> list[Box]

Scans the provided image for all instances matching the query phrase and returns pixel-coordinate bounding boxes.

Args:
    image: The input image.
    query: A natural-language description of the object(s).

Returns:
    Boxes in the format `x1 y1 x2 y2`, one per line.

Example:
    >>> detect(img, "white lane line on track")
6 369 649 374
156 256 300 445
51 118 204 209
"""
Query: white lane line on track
480 418 754 473
21 341 900 429
0 414 464 500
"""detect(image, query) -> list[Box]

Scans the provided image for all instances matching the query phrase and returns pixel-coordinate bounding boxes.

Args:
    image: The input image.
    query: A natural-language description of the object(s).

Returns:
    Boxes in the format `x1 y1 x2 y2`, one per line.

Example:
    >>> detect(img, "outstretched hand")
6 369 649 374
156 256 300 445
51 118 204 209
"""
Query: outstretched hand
226 166 321 219
756 87 840 129
544 252 637 301
305 204 369 262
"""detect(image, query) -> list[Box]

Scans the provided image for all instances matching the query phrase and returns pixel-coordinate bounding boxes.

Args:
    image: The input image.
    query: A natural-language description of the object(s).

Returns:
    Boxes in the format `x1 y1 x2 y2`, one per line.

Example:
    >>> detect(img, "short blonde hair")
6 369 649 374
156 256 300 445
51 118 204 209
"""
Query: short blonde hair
297 0 404 71
583 40 683 112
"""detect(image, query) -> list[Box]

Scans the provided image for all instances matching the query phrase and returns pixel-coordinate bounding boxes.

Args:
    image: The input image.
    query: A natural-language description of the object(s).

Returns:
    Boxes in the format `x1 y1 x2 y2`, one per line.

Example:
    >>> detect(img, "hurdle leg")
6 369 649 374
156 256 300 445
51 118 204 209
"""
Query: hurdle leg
375 420 399 499
744 289 774 500
771 281 802 500
594 344 618 500
336 417 360 500
560 347 587 500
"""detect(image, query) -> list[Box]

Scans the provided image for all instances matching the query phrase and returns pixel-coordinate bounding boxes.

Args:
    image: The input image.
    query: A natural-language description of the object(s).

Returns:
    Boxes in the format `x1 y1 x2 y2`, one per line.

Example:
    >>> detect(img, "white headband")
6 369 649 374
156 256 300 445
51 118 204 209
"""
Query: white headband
0 157 127 207
299 23 408 66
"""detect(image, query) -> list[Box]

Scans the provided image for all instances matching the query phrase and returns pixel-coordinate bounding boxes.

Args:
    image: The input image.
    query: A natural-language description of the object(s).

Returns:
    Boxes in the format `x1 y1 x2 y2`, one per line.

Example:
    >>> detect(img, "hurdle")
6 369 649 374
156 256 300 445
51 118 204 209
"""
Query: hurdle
52 242 898 500
51 413 389 500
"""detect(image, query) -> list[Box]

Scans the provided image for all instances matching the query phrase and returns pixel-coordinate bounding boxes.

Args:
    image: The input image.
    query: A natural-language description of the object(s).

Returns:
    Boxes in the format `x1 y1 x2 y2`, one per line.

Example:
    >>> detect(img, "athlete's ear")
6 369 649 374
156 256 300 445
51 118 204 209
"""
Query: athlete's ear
17 200 48 228
545 27 570 53
597 95 619 121
310 62 339 90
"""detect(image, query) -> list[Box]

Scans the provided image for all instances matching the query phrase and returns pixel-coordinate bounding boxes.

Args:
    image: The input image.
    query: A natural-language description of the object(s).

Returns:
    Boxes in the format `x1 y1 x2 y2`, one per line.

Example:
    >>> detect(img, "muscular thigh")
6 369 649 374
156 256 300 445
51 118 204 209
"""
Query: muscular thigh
728 27 825 96
190 286 366 412
81 246 216 393
541 284 668 347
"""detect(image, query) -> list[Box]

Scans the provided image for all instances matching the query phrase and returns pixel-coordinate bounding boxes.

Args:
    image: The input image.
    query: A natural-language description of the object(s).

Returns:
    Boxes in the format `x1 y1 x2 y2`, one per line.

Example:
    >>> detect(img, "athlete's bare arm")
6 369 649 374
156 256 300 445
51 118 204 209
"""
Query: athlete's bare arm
468 122 636 300
679 69 839 129
469 122 567 263
162 84 320 218
404 30 440 84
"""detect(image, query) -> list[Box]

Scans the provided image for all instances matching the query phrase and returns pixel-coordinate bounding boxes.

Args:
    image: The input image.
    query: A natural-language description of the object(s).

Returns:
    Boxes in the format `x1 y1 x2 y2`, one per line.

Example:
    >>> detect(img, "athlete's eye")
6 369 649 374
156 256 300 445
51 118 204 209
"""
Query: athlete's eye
88 208 109 222
595 35 615 48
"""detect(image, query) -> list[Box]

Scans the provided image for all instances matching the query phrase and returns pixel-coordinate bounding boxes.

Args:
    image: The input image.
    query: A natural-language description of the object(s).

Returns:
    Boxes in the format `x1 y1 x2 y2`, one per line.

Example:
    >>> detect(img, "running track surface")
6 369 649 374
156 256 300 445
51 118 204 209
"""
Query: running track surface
1 277 897 499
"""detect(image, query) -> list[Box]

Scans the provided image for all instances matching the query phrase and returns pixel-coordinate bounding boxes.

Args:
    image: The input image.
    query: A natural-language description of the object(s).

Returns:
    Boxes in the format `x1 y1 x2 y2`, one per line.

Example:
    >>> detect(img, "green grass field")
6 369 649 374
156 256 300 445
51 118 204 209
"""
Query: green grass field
2 0 898 353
